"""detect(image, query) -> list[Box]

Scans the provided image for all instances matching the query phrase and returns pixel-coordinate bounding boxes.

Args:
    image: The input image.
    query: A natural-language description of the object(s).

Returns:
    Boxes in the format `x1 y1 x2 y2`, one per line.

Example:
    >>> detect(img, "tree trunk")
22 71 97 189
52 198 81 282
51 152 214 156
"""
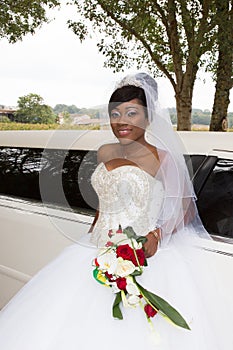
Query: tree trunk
209 0 233 131
210 67 231 131
175 70 195 131
176 92 192 131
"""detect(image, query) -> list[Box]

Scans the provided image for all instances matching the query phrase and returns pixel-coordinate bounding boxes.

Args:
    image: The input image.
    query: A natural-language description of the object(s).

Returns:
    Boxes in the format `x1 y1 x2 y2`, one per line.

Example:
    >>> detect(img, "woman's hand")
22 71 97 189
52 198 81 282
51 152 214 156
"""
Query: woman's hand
143 229 161 258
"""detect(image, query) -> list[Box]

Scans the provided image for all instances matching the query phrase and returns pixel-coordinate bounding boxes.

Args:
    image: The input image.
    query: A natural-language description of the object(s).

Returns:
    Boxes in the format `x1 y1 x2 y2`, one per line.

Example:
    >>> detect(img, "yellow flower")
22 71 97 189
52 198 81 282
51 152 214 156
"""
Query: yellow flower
96 271 109 286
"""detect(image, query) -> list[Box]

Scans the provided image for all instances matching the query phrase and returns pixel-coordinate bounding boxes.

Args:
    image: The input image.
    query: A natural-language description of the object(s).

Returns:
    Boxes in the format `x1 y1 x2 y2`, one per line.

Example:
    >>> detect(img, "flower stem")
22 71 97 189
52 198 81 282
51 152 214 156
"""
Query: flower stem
131 239 143 274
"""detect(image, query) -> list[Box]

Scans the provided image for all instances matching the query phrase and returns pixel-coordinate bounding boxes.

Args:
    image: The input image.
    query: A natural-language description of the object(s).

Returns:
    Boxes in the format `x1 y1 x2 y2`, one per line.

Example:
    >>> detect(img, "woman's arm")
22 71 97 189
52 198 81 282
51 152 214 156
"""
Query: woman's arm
88 145 105 234
143 227 161 258
88 209 99 233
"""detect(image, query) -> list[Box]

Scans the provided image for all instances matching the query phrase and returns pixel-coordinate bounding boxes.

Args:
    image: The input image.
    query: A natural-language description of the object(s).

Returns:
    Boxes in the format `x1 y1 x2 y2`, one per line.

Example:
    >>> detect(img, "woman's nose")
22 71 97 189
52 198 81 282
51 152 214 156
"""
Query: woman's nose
117 113 128 124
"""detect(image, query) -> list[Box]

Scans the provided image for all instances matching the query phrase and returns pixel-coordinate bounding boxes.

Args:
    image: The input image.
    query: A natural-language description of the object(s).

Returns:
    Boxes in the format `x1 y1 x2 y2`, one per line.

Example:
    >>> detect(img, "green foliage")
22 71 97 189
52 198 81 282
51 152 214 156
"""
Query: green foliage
0 0 60 43
169 108 233 128
113 293 123 320
15 93 57 124
0 116 11 123
70 1 222 130
61 111 70 122
70 1 218 78
204 0 232 78
53 104 80 114
0 122 58 130
136 281 190 330
53 104 103 119
192 109 211 125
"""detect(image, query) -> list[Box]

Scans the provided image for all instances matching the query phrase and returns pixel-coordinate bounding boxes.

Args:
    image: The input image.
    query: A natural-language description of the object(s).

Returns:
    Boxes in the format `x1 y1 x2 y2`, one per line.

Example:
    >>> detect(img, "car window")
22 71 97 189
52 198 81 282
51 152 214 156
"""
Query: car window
2 147 232 238
184 154 207 179
0 147 98 214
197 158 233 238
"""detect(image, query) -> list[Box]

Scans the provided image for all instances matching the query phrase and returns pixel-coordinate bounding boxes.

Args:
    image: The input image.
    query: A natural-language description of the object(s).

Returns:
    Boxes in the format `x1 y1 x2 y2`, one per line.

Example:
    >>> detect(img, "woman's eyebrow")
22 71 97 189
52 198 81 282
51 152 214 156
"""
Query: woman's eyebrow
125 105 139 109
111 105 139 111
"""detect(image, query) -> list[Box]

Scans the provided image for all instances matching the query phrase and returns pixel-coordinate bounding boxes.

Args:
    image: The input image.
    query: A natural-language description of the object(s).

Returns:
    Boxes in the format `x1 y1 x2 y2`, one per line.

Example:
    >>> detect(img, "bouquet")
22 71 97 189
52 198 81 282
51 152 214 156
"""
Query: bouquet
93 226 190 330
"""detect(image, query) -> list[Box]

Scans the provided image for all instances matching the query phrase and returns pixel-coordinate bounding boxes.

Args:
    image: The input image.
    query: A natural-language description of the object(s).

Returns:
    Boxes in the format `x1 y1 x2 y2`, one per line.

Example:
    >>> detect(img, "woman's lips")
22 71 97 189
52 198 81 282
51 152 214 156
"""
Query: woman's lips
118 129 132 136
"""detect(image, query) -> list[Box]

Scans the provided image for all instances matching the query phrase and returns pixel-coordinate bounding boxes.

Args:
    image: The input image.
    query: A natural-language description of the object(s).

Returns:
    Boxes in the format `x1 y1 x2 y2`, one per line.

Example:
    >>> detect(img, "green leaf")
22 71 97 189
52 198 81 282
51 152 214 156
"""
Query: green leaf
93 268 106 285
123 227 148 246
112 292 123 320
123 226 136 238
131 270 143 277
136 282 190 330
136 236 147 245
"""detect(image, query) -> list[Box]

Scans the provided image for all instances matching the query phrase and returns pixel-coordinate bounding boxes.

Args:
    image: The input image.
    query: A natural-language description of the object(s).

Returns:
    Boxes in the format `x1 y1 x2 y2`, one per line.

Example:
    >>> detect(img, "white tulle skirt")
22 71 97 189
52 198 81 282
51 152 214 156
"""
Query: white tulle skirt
0 230 232 350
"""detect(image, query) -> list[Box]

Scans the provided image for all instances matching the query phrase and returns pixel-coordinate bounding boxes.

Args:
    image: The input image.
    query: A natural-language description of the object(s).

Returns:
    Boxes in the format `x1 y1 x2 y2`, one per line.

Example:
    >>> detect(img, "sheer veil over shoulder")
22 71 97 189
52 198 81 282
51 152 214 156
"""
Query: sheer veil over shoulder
112 72 209 246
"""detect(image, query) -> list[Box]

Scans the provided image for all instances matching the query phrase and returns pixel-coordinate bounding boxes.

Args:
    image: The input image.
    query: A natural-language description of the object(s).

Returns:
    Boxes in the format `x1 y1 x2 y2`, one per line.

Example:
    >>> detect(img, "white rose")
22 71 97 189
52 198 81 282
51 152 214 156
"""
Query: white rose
97 251 118 274
127 295 140 307
126 277 140 295
115 258 136 277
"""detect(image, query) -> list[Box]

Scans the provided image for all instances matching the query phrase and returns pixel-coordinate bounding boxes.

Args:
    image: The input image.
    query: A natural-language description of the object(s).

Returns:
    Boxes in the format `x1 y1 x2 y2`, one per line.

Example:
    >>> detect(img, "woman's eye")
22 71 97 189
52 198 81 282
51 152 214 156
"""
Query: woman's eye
110 111 120 118
127 110 137 117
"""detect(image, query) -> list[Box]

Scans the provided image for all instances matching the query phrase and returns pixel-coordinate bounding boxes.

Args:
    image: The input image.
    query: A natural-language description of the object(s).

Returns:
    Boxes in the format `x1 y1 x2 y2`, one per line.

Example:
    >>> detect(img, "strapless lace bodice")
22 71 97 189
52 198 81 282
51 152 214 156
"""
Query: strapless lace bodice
91 162 164 247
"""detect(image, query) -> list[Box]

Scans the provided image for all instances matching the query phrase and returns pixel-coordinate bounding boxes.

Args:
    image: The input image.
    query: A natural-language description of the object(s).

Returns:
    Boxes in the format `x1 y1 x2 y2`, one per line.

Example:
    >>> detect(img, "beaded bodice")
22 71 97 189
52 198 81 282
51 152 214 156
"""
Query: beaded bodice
91 162 164 247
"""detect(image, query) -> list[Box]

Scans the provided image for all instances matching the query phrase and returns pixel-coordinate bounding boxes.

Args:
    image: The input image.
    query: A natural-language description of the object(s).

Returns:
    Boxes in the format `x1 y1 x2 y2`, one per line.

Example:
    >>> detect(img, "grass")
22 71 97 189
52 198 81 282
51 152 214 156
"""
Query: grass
0 122 100 130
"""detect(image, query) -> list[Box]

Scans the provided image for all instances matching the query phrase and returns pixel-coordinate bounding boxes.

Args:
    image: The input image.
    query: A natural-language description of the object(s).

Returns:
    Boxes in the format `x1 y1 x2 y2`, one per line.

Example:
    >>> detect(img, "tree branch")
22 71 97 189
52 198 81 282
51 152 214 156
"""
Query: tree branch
179 0 195 49
96 0 176 88
166 0 183 84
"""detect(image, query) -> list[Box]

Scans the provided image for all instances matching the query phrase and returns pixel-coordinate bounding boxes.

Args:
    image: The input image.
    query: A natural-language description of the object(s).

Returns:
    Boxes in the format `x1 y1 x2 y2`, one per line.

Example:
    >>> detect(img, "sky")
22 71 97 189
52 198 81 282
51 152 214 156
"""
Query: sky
0 3 232 111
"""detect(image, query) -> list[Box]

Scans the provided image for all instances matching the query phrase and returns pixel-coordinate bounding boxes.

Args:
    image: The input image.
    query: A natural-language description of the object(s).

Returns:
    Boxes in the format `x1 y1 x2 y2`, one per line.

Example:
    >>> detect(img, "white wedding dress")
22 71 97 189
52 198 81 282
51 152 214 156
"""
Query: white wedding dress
0 163 232 349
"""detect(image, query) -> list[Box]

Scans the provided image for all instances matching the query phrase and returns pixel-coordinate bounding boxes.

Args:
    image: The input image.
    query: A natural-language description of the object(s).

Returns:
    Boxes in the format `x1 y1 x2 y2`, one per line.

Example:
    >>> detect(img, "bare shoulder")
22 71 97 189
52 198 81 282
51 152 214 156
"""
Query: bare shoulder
97 143 120 163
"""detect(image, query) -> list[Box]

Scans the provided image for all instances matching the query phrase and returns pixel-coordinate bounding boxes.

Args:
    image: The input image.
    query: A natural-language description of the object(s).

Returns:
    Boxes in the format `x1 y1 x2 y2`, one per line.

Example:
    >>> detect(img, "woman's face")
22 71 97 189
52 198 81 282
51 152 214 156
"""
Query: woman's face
110 98 148 144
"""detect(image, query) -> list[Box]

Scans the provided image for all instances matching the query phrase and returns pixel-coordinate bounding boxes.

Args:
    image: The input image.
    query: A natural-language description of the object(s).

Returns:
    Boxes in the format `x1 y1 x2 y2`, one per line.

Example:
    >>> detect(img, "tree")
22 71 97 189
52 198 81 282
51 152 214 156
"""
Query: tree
15 93 56 124
0 0 60 43
53 104 80 114
70 0 218 130
209 0 233 131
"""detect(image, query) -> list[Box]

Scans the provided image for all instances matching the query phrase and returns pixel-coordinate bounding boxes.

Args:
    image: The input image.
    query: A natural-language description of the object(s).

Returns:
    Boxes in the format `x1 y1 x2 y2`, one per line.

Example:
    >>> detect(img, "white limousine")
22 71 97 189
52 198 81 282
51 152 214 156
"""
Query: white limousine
0 130 233 309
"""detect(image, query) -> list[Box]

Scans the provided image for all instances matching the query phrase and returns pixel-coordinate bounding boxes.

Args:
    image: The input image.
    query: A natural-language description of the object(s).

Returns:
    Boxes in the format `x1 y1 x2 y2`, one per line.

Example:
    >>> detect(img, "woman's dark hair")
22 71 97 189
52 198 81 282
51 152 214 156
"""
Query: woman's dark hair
108 85 147 116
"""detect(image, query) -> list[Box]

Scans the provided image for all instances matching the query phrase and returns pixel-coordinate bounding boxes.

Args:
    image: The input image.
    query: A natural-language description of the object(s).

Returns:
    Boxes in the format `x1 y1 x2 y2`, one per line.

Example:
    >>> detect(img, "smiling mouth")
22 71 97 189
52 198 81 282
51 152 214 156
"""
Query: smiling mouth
118 129 132 136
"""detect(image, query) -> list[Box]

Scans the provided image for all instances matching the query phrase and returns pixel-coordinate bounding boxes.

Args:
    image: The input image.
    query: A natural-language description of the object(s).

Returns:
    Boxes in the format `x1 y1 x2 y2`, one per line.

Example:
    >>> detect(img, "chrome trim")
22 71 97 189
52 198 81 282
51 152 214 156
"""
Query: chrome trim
0 202 91 225
201 247 233 258
212 148 233 154
211 234 233 245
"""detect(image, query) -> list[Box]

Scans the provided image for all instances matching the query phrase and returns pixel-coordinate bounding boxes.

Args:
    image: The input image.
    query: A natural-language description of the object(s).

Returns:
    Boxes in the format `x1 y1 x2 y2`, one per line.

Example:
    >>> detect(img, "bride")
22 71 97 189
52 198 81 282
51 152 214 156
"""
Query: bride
0 73 232 349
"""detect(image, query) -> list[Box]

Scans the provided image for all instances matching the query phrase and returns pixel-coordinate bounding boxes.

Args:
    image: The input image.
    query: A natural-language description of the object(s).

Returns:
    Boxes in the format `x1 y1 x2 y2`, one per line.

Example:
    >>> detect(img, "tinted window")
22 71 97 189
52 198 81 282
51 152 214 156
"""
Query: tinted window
184 154 207 179
0 147 98 214
197 158 233 238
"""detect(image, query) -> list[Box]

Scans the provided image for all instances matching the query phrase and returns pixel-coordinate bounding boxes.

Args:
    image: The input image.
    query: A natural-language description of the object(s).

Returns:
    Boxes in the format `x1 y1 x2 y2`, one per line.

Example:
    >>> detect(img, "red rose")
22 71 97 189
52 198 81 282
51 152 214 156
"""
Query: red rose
116 244 134 261
131 248 145 266
116 277 127 290
105 272 115 282
144 304 158 318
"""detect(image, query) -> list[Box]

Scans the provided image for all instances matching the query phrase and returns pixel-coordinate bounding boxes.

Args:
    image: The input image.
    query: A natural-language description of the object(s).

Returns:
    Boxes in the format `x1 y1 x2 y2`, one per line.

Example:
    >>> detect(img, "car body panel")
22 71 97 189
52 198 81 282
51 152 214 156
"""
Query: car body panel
0 130 233 309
